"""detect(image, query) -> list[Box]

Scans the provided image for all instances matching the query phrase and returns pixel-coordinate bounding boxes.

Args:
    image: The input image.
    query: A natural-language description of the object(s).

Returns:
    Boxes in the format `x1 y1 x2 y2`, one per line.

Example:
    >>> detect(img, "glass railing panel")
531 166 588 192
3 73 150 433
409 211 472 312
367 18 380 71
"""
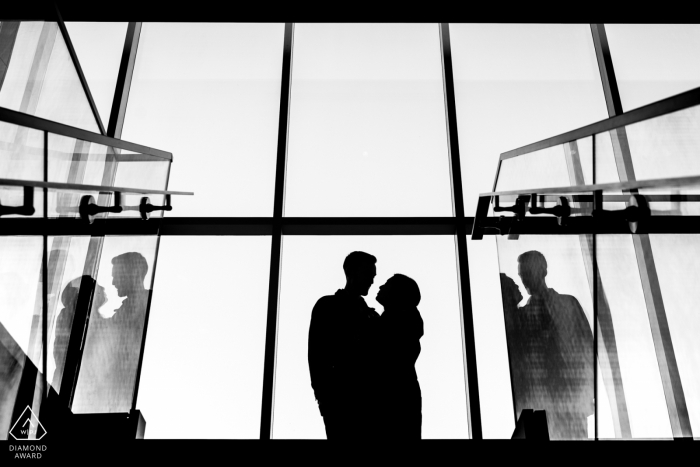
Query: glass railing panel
495 145 569 193
46 133 171 219
47 133 104 219
496 235 595 440
109 152 169 219
72 235 158 414
647 234 700 435
596 235 673 438
619 106 700 182
0 121 44 217
594 131 626 211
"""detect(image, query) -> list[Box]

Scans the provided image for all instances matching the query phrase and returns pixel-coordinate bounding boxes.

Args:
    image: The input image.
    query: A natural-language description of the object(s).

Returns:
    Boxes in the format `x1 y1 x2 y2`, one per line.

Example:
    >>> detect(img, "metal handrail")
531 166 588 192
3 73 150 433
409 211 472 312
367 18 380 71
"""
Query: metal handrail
499 86 700 162
481 175 700 199
0 106 172 161
0 178 193 196
472 175 700 239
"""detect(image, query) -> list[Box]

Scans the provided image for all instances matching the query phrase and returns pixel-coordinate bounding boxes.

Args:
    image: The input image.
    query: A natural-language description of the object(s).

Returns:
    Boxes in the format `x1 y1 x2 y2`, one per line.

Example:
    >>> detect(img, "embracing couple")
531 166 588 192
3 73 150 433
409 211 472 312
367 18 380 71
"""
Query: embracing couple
308 251 424 440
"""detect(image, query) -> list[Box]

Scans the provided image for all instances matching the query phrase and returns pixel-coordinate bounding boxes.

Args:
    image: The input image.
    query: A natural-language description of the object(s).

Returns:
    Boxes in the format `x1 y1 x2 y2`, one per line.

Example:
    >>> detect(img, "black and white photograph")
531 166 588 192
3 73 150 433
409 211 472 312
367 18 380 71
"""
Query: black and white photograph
0 3 699 460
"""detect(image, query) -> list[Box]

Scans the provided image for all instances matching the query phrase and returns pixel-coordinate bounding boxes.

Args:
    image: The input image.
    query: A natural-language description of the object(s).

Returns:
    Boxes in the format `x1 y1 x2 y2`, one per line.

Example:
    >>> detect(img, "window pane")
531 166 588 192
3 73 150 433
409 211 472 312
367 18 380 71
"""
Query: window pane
450 24 608 216
138 237 271 438
467 237 514 438
273 236 469 439
64 22 128 126
606 24 700 112
121 23 284 216
284 24 453 217
0 22 99 132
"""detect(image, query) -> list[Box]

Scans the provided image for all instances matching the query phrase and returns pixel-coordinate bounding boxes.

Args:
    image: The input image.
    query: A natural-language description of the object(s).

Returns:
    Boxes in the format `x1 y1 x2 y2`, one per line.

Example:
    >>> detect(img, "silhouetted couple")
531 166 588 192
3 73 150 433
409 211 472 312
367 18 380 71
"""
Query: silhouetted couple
308 251 424 440
52 252 150 412
500 250 593 439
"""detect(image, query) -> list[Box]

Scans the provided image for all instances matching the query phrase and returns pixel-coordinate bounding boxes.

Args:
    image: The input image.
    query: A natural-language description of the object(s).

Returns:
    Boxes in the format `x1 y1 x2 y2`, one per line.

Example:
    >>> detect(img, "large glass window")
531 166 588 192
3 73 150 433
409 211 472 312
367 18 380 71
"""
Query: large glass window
452 23 608 439
606 24 700 112
0 22 100 132
138 237 271 438
121 23 285 217
284 24 453 217
450 23 608 216
64 22 128 126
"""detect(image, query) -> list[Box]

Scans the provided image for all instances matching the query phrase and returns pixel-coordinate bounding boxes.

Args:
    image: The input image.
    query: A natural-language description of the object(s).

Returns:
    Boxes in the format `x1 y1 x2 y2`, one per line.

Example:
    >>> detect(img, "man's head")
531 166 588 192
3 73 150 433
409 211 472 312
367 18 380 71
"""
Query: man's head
343 251 377 296
517 250 547 295
112 252 149 297
376 274 421 309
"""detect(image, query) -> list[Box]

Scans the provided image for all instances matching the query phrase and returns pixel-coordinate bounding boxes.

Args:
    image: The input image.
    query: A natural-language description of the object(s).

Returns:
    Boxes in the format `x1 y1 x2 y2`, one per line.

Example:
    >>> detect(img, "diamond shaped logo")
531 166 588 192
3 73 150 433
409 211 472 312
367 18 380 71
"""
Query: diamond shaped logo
9 406 47 441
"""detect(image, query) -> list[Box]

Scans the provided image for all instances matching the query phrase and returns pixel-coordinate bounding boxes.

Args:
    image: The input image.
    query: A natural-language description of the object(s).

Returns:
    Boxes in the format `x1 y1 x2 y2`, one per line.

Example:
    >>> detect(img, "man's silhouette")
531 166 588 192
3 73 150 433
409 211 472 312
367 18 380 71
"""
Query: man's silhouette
516 250 593 439
375 274 424 439
308 251 379 439
106 252 150 410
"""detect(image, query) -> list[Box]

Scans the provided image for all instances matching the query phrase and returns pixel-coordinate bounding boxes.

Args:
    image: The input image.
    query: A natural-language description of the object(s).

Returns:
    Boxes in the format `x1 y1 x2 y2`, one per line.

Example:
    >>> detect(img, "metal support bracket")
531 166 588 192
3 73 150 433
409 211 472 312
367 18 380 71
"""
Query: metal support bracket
79 192 123 224
0 186 35 217
529 195 571 226
493 195 530 221
139 194 172 221
592 192 650 233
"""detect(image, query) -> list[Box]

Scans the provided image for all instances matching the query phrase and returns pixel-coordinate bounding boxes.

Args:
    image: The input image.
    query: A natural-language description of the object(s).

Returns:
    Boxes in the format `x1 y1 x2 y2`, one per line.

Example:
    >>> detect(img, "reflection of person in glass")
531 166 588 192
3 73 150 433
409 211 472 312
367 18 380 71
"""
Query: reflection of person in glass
308 251 380 439
500 273 539 418
375 274 424 439
513 250 593 439
105 252 150 410
52 276 107 396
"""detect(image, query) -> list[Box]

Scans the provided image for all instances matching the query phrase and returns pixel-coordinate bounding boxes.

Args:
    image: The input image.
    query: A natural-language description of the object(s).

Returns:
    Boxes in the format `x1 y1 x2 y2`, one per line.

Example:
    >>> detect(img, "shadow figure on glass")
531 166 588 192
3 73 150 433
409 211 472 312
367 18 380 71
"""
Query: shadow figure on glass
375 273 424 440
502 250 593 440
308 251 379 439
73 252 150 413
51 275 107 397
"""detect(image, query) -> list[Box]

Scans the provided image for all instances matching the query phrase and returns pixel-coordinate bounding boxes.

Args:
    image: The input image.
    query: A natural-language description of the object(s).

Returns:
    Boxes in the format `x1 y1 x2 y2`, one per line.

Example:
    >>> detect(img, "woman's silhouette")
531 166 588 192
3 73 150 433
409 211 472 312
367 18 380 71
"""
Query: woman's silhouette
52 276 107 397
375 274 424 439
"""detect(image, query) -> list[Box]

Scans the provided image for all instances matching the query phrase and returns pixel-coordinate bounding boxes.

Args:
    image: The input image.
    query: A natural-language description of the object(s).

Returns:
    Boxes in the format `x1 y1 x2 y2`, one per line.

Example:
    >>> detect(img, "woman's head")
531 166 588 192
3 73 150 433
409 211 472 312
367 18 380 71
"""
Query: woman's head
376 274 421 310
60 276 106 313
500 273 523 308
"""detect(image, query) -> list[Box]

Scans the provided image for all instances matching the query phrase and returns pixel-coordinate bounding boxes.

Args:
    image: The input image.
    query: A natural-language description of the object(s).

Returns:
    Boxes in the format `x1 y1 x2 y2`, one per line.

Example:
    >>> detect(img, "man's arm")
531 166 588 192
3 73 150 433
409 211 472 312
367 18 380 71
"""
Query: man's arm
308 297 334 408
